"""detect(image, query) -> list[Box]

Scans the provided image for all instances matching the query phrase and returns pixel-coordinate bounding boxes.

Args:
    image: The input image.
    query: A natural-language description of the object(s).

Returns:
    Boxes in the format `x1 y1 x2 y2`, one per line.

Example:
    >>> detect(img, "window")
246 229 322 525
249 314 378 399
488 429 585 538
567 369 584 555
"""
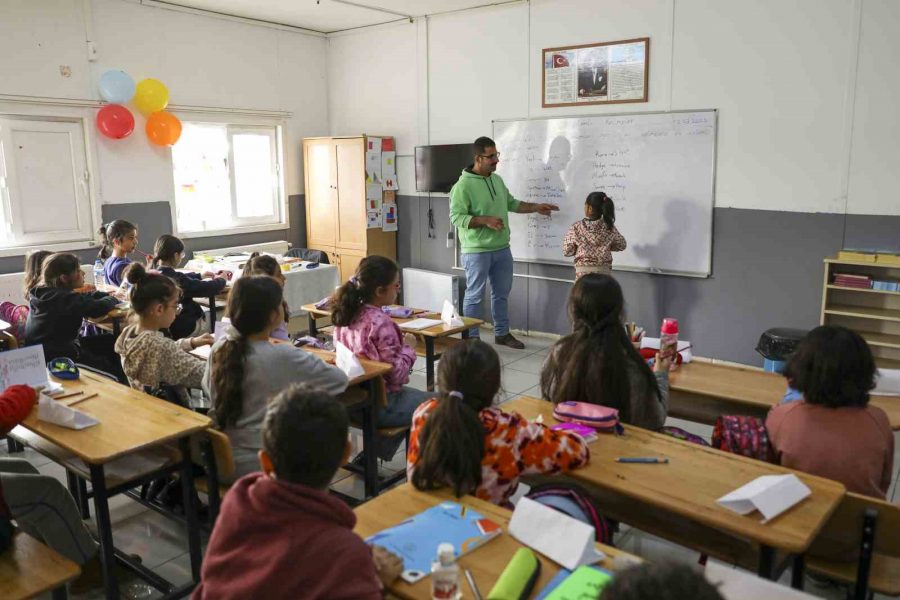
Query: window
0 116 94 251
172 122 285 235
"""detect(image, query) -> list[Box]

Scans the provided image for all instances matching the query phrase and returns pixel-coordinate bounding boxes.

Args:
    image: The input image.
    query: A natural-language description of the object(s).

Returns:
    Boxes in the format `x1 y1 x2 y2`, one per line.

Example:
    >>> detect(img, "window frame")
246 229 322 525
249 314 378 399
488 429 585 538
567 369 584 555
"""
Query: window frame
171 117 288 239
0 110 100 258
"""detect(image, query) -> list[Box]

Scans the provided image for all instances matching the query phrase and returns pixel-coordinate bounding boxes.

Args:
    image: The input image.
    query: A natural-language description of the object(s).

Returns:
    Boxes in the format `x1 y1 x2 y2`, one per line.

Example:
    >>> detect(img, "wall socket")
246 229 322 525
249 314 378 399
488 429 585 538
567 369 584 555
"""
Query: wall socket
446 230 454 249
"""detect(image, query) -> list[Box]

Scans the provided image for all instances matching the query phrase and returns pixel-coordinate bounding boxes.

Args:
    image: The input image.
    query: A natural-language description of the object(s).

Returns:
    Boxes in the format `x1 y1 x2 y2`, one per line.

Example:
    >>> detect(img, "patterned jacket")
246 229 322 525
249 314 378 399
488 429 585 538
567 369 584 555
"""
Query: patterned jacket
562 219 626 267
334 305 416 393
114 325 204 391
407 399 590 506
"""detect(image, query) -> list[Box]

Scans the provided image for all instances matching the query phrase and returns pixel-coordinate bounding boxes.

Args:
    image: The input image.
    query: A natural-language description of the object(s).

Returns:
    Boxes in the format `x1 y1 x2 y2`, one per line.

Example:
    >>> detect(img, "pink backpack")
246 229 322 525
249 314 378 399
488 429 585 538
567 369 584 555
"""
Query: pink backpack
0 302 29 347
553 401 623 434
711 415 775 463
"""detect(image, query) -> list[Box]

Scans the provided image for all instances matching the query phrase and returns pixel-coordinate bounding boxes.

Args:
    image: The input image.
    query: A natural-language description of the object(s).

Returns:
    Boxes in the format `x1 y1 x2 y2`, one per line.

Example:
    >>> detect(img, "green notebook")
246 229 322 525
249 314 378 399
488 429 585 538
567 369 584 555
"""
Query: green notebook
544 565 613 599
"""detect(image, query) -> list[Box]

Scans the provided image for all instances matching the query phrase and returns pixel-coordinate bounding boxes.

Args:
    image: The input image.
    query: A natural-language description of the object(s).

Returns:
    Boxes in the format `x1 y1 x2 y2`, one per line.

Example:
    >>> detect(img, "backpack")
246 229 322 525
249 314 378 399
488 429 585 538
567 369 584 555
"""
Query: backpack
526 482 615 545
0 302 29 347
711 415 775 463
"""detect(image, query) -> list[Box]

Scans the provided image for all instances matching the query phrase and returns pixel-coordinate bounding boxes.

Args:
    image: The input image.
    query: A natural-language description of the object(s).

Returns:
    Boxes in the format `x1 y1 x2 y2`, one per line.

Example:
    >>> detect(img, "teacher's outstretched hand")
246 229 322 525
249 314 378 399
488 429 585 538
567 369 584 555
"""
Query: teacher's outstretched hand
534 203 560 216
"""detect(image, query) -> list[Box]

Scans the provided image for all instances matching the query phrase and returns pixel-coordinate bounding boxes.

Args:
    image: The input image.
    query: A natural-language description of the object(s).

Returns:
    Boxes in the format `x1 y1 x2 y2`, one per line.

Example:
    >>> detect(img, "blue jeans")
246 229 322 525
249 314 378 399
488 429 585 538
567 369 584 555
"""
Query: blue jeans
461 247 514 337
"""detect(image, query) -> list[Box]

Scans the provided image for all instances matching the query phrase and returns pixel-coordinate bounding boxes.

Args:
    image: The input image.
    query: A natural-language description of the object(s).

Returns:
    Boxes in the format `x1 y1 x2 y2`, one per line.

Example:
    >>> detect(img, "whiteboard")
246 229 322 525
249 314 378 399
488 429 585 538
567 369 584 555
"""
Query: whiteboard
493 110 717 276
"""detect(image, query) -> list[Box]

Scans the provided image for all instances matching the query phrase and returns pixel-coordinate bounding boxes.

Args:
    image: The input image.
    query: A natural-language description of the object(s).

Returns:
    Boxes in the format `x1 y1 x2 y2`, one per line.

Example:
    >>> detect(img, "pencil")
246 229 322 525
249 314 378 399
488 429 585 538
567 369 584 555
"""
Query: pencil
54 391 84 400
616 457 669 464
66 393 98 406
465 569 482 600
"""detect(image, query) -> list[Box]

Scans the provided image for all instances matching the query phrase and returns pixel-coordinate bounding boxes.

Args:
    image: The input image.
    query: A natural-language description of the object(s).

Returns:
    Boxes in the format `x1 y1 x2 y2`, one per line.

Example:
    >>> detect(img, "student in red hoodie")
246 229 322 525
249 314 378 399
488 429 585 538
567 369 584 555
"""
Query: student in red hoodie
194 383 403 599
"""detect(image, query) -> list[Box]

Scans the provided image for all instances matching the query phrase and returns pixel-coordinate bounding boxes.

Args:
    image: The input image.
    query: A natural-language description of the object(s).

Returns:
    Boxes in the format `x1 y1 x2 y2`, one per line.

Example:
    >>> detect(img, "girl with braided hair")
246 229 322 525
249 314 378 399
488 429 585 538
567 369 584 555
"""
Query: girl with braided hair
540 273 670 429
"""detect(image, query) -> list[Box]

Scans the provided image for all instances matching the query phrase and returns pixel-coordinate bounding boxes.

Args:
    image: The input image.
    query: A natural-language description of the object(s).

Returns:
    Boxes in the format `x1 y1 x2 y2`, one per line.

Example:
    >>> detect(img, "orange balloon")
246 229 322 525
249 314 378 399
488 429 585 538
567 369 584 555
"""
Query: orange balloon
145 111 182 146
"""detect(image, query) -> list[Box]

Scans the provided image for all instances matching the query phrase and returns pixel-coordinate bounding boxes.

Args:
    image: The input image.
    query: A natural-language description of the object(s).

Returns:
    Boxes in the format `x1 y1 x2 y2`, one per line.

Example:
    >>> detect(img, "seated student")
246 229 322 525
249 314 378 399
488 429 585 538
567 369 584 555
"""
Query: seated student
203 276 348 481
540 273 670 430
193 384 402 599
0 385 116 594
22 250 52 300
114 263 213 394
766 326 893 499
24 253 122 376
151 235 228 339
332 256 429 459
599 563 724 600
408 339 589 507
241 253 290 340
97 219 139 287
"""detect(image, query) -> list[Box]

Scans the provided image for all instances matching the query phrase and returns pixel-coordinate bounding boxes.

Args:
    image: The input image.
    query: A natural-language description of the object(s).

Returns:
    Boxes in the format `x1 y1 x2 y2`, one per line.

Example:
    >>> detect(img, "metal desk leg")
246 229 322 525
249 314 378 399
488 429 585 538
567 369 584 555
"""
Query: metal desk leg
207 295 216 333
112 318 121 339
362 379 379 499
178 437 203 583
307 312 318 337
89 464 118 600
758 545 775 580
51 585 69 600
425 337 436 392
791 554 805 589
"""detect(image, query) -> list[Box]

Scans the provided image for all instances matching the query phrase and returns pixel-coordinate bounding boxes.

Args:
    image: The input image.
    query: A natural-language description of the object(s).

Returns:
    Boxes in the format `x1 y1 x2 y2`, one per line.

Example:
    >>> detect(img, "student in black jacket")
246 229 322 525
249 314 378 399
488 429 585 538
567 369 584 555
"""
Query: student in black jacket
151 235 228 340
25 253 123 377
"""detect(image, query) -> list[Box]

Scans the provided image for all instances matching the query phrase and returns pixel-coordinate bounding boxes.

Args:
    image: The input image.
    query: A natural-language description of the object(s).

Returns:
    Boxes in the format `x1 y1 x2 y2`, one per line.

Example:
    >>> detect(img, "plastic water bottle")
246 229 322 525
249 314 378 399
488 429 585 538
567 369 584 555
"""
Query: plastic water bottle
93 259 105 288
660 317 679 362
431 543 460 600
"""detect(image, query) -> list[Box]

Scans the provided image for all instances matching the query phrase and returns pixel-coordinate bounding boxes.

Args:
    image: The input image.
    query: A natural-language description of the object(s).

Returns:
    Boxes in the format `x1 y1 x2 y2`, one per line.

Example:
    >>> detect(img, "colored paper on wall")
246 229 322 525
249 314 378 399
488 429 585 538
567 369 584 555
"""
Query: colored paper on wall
366 182 382 210
381 137 394 152
382 202 397 232
367 210 381 229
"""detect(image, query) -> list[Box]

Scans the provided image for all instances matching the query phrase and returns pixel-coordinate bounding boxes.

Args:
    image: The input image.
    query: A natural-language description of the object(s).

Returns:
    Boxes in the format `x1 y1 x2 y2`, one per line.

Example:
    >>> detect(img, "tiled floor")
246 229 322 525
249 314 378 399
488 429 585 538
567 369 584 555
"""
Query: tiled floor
7 331 898 599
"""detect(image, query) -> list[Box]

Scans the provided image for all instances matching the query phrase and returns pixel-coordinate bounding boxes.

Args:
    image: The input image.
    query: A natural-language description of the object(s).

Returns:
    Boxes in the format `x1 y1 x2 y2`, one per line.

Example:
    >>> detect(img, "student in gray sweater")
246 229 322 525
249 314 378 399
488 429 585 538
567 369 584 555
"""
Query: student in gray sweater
540 273 670 430
203 277 348 480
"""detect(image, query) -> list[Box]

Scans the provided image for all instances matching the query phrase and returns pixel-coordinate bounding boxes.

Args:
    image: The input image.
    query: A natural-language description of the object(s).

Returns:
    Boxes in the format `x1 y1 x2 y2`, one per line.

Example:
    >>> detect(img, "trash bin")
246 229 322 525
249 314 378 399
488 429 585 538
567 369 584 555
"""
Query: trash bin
755 328 808 373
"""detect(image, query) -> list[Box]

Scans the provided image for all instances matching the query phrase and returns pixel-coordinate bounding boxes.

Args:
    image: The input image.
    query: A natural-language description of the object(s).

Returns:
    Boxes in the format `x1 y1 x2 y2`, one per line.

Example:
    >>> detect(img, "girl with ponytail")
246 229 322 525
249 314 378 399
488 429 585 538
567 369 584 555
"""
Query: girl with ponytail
241 253 289 340
332 256 429 460
408 339 589 506
97 220 140 286
540 274 670 429
113 263 213 394
203 276 348 481
562 192 626 278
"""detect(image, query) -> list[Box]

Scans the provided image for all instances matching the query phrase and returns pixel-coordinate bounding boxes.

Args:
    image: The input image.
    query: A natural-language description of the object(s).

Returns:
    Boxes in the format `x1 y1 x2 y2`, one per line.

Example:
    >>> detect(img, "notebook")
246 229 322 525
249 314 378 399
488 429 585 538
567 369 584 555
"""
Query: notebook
398 318 443 331
365 501 501 583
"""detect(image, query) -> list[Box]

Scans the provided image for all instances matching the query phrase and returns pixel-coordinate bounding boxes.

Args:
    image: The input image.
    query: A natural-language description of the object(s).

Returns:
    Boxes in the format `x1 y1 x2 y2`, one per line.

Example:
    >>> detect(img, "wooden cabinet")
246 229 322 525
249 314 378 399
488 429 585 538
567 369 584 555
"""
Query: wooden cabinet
303 136 396 280
820 255 900 369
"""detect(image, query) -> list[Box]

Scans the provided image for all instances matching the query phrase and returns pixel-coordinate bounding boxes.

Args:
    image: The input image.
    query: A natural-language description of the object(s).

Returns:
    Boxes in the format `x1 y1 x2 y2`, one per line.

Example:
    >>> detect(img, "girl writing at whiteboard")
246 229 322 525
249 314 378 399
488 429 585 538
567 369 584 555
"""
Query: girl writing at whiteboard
562 192 626 278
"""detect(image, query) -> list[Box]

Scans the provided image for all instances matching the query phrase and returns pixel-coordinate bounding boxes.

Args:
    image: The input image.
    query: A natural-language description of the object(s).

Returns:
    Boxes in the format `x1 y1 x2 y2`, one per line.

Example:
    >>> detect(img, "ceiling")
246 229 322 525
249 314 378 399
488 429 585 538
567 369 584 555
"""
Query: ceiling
150 0 502 33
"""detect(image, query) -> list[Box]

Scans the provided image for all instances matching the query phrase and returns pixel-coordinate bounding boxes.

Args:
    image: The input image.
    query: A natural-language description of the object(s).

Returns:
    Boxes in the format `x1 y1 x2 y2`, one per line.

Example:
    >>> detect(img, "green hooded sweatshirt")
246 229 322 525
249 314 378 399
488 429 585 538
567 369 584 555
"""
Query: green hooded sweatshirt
449 167 521 254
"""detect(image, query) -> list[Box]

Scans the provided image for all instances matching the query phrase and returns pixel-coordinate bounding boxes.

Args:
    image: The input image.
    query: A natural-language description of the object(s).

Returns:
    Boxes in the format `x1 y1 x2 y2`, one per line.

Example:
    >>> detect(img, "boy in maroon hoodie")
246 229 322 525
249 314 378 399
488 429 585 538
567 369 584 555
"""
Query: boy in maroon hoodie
193 384 403 599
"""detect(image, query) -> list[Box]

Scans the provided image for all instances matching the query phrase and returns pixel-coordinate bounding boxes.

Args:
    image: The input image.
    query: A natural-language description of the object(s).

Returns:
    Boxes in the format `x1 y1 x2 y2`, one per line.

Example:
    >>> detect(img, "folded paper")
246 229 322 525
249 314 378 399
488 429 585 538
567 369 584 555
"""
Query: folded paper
335 341 365 379
441 300 464 327
37 393 99 430
717 474 811 522
509 497 605 570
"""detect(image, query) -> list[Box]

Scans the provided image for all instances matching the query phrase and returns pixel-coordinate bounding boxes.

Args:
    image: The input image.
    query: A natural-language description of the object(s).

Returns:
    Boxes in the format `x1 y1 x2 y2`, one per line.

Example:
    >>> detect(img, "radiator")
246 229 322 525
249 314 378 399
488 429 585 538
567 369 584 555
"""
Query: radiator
401 268 462 313
191 240 291 259
0 264 95 304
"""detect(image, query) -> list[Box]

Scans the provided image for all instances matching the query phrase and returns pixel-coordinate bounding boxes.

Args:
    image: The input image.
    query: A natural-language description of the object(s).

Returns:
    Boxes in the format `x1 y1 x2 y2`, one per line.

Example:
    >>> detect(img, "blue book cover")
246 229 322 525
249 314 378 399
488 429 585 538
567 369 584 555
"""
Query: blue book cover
366 501 502 583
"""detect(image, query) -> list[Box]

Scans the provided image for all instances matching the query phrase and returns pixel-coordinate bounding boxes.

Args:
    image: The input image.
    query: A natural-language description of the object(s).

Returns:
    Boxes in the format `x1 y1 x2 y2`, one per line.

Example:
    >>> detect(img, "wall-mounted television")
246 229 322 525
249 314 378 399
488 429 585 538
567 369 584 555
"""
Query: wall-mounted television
415 144 473 193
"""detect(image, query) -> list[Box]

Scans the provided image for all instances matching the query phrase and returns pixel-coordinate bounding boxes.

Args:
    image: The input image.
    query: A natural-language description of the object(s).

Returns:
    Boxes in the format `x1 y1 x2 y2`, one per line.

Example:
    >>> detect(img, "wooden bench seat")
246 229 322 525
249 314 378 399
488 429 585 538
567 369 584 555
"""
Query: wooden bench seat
0 532 81 600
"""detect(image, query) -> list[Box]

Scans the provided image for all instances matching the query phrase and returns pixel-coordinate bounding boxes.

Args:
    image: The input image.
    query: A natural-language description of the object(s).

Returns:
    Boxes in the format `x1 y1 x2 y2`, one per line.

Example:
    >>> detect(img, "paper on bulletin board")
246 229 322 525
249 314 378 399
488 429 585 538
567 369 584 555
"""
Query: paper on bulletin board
367 210 381 229
381 138 395 152
381 151 398 190
366 183 383 211
382 203 397 232
366 137 382 183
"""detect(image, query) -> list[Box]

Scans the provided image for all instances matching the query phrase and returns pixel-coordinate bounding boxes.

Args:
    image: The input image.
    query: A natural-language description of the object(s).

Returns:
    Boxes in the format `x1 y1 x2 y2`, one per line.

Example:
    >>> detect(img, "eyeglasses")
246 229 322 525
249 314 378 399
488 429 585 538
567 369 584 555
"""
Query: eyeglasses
479 152 500 160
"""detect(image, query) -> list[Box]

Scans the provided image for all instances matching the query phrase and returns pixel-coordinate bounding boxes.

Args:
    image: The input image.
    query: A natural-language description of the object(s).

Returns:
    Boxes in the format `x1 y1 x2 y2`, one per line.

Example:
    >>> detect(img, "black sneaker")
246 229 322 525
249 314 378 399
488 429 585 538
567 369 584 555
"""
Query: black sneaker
494 333 525 349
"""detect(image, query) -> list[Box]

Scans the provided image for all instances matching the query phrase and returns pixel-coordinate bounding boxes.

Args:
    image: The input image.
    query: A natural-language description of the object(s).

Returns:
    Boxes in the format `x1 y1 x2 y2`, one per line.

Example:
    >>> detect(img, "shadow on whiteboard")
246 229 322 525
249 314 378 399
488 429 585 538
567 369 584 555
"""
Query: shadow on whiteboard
627 197 711 276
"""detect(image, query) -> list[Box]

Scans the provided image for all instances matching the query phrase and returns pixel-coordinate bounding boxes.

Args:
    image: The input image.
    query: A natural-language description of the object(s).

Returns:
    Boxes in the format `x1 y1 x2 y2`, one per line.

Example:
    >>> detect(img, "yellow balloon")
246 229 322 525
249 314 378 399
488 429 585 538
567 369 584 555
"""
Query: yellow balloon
133 78 169 115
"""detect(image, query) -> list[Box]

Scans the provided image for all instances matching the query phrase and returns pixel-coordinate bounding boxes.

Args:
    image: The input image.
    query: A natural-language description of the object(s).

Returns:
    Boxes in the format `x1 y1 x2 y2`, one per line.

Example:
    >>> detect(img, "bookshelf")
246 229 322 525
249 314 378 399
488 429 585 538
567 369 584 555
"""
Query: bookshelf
821 255 900 369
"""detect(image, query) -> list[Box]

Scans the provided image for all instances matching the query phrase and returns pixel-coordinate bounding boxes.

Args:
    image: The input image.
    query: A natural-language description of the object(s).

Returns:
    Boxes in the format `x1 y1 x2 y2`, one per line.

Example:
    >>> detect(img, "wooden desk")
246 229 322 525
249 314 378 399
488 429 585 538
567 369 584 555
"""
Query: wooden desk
191 339 394 498
301 303 484 391
86 306 128 337
16 374 211 599
354 484 640 599
505 396 846 588
0 532 81 600
669 361 900 430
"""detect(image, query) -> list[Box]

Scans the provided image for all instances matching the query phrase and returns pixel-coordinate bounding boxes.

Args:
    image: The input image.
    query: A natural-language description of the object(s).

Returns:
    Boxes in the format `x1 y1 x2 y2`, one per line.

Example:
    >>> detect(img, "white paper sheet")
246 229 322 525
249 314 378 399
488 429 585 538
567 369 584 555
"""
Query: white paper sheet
37 393 99 430
398 318 443 331
509 497 605 570
381 151 398 190
381 203 397 232
366 183 383 211
717 474 811 522
365 137 382 182
873 368 900 396
335 341 365 379
0 346 50 390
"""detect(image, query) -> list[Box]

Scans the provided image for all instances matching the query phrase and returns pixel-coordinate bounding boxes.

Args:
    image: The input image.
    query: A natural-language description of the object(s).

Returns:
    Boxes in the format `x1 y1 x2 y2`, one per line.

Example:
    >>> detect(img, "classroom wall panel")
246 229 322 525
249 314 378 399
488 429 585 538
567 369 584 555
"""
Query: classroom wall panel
845 0 900 216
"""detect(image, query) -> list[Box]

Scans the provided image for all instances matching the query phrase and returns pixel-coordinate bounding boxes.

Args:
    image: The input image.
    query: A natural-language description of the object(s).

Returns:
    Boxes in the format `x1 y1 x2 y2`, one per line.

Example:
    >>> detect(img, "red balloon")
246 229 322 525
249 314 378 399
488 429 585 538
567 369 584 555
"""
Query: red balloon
145 111 182 146
96 104 135 139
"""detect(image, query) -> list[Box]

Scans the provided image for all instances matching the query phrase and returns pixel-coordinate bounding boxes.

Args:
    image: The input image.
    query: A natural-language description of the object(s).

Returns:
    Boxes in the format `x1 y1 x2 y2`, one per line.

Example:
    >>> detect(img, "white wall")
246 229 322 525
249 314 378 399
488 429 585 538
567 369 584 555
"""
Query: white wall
326 0 900 217
0 0 329 207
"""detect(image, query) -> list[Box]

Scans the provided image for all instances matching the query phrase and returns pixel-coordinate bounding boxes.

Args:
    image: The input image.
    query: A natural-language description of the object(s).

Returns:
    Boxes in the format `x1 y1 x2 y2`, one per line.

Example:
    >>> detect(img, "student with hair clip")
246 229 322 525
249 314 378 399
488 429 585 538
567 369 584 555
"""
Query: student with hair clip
332 256 430 460
24 252 123 377
22 250 52 300
408 339 589 506
241 253 290 340
97 219 140 287
194 384 402 599
767 326 893 499
540 273 670 430
114 263 213 394
203 276 348 481
151 234 228 339
562 191 626 278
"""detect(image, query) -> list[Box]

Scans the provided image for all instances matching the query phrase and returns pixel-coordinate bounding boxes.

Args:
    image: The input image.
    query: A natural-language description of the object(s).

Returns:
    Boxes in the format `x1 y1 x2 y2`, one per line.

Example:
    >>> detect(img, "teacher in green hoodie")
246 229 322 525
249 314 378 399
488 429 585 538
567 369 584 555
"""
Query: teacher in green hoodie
450 136 559 349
